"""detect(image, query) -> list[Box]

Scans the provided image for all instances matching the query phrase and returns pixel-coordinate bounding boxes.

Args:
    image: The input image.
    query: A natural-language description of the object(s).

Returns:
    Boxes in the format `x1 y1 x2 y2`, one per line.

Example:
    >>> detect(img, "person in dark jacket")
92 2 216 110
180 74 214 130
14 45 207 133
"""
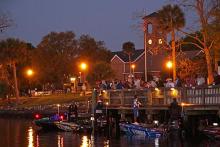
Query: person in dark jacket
68 101 78 122
169 98 181 121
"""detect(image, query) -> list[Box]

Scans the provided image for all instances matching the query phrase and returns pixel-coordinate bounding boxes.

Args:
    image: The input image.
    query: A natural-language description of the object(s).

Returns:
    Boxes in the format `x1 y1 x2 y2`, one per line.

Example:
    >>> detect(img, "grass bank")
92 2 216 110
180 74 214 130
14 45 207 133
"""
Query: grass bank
0 93 91 108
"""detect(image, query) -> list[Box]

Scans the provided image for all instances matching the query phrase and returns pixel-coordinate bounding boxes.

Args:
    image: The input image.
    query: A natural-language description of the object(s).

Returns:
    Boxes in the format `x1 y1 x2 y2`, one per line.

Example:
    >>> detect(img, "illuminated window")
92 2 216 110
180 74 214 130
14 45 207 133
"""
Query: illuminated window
158 39 163 44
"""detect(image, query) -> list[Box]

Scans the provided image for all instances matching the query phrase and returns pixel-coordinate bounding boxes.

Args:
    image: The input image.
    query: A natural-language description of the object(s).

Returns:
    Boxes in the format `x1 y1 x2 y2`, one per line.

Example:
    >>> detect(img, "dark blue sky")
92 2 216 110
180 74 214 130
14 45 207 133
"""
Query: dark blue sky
1 0 168 51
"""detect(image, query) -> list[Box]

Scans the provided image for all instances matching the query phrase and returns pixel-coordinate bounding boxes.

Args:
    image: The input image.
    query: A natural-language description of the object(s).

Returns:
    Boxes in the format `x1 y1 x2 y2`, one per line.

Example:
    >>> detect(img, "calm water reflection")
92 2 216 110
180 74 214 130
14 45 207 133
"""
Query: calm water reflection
0 118 219 147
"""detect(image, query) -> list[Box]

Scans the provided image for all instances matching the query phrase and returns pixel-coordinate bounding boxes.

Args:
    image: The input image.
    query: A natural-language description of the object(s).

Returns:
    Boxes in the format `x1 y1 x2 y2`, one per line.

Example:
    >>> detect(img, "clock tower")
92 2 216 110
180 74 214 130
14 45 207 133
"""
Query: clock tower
143 12 167 81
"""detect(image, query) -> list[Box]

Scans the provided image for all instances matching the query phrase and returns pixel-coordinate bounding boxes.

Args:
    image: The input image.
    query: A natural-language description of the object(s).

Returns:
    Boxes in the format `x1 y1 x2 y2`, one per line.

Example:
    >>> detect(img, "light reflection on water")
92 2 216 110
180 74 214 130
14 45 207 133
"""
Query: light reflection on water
81 136 90 147
154 138 159 147
0 118 220 147
28 127 34 147
104 140 109 147
58 135 64 147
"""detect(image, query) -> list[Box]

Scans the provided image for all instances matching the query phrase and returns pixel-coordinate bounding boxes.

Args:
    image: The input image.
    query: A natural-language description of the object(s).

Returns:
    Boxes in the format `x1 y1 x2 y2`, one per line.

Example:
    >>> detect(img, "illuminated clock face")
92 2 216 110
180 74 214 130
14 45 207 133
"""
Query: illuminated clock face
148 39 152 45
158 39 163 44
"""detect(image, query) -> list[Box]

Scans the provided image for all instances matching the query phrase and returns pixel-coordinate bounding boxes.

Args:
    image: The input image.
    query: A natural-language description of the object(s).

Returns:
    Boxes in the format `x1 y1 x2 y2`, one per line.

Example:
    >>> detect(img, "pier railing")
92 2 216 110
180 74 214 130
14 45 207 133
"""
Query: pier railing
105 86 220 109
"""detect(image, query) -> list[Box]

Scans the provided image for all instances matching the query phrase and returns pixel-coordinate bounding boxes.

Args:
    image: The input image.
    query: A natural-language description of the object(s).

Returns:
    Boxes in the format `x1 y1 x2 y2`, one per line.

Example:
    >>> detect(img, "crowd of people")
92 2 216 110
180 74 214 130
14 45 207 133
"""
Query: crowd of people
97 72 220 90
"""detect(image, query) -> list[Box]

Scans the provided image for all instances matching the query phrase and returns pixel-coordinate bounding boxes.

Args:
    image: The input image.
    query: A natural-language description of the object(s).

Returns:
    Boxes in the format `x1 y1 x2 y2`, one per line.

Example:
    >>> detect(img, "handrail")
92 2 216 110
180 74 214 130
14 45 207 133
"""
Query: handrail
106 86 220 108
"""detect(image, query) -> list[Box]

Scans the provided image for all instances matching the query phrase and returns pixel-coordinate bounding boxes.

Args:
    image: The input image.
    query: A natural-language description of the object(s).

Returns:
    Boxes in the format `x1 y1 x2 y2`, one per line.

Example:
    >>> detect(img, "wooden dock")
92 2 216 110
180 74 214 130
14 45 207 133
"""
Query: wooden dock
104 85 220 116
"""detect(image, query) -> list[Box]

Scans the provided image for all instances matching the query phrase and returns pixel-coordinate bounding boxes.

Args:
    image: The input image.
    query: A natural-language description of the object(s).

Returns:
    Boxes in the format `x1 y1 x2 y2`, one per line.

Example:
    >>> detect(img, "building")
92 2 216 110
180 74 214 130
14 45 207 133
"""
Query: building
111 49 167 80
111 49 204 81
111 11 220 81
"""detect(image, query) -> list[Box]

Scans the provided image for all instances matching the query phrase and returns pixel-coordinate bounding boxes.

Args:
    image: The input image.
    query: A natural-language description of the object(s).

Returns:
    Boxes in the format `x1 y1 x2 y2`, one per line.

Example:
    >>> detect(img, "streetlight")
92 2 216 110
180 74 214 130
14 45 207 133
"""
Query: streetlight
166 61 172 79
105 102 109 116
57 104 60 116
70 77 76 92
80 62 87 71
27 69 33 77
26 69 34 97
131 64 135 75
166 61 173 69
79 62 87 83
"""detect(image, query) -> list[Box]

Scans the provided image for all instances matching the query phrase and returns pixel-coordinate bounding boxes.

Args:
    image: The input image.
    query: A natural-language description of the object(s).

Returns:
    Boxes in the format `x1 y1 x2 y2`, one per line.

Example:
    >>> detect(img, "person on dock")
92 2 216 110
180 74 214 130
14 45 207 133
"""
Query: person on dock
68 101 78 122
133 95 141 123
169 98 181 121
95 98 104 117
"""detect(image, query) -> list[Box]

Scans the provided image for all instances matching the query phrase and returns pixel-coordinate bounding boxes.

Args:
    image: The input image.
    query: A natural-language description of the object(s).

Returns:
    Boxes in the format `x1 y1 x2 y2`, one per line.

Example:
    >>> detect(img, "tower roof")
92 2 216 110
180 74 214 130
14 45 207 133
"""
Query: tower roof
142 12 158 20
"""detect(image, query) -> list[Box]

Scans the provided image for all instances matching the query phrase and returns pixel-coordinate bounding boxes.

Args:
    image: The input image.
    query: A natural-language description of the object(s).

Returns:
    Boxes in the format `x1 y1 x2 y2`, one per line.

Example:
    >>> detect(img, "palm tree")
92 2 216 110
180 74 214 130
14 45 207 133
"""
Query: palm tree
157 4 185 81
0 38 28 103
122 41 135 74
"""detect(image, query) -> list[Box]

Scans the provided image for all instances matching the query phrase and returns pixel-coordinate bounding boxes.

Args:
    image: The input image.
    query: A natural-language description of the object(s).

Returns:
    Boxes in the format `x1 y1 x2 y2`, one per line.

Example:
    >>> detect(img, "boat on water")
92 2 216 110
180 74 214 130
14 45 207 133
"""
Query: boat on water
201 126 220 140
33 114 91 132
34 117 81 132
120 122 167 138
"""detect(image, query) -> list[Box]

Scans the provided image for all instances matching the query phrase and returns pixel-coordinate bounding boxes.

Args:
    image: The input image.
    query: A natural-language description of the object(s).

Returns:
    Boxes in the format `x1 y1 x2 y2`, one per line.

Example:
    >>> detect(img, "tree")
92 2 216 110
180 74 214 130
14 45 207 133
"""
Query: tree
157 4 185 81
208 4 220 71
176 53 207 80
0 38 29 102
176 0 220 84
122 41 135 74
78 35 112 63
77 35 112 83
33 31 78 88
86 61 115 86
0 12 12 32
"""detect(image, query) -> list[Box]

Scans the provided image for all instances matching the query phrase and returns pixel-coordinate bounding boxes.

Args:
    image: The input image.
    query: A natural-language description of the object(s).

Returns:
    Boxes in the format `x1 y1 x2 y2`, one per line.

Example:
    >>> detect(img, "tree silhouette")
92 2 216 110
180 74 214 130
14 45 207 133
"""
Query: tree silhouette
0 38 29 103
122 41 135 74
157 4 185 81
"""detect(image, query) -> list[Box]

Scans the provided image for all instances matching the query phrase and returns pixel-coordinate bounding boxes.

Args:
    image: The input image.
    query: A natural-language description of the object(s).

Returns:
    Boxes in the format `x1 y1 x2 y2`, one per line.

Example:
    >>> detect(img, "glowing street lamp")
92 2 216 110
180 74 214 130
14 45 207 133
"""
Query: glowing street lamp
131 64 135 74
26 69 34 77
79 62 87 83
26 69 34 97
166 61 173 69
80 62 87 71
166 61 173 79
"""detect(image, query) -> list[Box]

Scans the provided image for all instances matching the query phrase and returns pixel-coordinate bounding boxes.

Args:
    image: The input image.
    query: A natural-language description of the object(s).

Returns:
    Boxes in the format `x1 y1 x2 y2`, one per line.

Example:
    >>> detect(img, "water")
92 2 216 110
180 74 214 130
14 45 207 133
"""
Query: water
0 118 219 147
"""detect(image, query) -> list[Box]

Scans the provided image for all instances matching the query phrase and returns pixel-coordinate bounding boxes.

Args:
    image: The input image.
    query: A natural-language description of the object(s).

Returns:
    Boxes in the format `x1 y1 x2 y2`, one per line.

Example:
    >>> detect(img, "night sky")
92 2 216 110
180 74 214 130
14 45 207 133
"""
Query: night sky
1 0 169 51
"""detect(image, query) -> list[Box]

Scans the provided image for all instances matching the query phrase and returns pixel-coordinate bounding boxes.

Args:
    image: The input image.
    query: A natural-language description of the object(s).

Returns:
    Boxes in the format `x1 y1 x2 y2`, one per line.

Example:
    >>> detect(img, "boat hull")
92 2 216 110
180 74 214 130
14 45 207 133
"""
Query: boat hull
34 117 80 131
120 123 164 138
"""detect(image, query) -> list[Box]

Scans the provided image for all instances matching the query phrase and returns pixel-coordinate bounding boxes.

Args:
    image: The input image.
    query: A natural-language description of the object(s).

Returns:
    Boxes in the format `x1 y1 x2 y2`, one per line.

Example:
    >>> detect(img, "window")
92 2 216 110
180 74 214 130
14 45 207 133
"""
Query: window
147 23 153 34
158 39 163 44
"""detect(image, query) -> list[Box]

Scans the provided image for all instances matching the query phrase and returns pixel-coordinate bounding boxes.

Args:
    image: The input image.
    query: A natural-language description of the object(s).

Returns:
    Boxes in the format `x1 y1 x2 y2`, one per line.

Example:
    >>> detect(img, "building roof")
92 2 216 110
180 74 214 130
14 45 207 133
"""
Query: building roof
142 12 158 19
112 49 144 62
176 50 204 59
111 49 203 63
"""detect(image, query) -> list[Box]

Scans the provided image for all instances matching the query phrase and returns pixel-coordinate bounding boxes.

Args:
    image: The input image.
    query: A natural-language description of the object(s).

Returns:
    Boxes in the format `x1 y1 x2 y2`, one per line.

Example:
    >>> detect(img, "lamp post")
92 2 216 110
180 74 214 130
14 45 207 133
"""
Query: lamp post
70 77 76 92
105 102 109 116
57 104 60 116
166 61 173 79
79 62 87 83
131 64 135 76
26 69 34 97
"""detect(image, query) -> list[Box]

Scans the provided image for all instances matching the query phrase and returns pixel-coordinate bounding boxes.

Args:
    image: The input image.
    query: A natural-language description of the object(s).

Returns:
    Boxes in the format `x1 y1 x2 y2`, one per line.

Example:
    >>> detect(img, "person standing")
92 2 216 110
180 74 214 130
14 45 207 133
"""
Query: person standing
68 101 78 122
214 71 220 85
169 98 181 121
196 74 206 86
133 95 141 123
